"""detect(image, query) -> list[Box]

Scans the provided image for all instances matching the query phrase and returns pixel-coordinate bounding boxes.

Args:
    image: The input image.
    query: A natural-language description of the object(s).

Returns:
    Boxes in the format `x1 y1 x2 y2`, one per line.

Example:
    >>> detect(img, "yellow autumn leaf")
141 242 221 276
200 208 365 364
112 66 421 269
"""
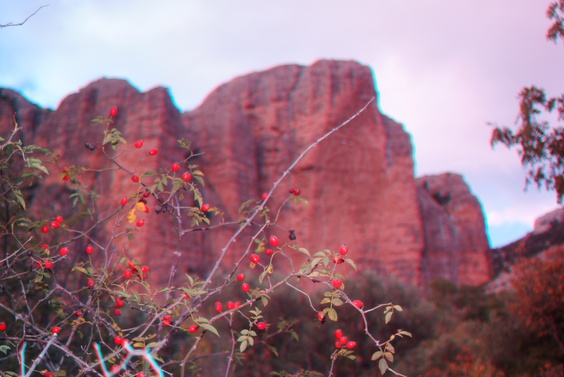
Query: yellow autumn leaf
127 208 137 223
135 202 147 212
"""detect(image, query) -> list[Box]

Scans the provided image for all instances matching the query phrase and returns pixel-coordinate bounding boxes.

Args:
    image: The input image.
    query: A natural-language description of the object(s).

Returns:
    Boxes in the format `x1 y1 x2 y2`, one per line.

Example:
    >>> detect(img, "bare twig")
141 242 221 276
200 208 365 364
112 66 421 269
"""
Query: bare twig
0 5 48 29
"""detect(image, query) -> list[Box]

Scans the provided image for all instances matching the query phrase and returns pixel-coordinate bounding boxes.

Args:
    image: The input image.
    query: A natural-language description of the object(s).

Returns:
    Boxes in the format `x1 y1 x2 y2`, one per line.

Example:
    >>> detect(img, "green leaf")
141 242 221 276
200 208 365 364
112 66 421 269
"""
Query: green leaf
239 340 248 353
398 330 412 337
384 352 394 363
345 258 358 271
326 307 338 321
393 305 403 312
385 311 393 324
0 345 11 355
265 343 279 357
371 351 383 361
13 187 26 209
378 358 388 375
200 323 219 337
297 247 310 256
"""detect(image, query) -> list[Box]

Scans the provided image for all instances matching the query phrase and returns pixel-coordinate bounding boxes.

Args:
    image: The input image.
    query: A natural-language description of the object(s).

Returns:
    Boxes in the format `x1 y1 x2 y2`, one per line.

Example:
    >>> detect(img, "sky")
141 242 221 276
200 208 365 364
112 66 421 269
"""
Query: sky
1 0 563 247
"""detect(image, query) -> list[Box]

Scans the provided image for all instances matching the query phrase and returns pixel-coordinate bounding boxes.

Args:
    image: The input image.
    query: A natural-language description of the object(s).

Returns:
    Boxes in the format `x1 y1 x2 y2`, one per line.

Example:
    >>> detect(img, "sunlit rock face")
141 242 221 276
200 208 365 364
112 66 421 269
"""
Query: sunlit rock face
0 60 492 288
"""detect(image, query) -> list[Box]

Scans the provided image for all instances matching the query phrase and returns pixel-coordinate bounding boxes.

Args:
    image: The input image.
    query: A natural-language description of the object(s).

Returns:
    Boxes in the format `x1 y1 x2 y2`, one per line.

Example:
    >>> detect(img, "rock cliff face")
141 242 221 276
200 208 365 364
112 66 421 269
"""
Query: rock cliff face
416 173 492 287
0 60 492 288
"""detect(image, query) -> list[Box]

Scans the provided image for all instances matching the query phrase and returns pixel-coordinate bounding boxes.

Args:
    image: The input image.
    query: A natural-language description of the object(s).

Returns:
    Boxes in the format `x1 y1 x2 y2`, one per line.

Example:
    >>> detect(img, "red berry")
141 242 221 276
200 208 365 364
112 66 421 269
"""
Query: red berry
0 322 6 331
111 365 120 373
141 265 149 273
241 283 251 292
346 341 357 349
182 172 192 181
339 336 349 345
123 269 133 279
250 254 260 264
56 216 64 224
131 175 140 183
134 140 144 148
293 188 301 196
269 235 279 247
120 197 128 206
215 301 223 313
62 175 70 181
41 244 49 249
110 107 118 117
333 256 344 264
136 373 145 377
189 325 199 333
201 204 210 212
162 314 172 327
227 301 235 310
86 245 94 254
41 225 50 233
261 193 268 201
87 279 95 287
335 341 342 349
256 321 268 330
234 301 241 308
266 248 274 256
352 300 364 309
236 273 245 281
149 148 158 156
75 311 83 317
51 221 60 229
289 188 295 194
52 326 61 334
44 261 53 269
339 243 349 256
136 219 145 227
171 163 180 172
334 329 343 339
332 278 343 289
317 311 326 323
114 309 121 316
59 247 69 256
115 298 125 308
142 191 150 198
114 336 124 345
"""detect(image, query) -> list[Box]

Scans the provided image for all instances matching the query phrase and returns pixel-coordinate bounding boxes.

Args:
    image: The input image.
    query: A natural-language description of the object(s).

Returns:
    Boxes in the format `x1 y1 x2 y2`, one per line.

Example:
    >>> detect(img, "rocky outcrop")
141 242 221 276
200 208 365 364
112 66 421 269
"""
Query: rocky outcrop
416 173 492 287
0 60 493 288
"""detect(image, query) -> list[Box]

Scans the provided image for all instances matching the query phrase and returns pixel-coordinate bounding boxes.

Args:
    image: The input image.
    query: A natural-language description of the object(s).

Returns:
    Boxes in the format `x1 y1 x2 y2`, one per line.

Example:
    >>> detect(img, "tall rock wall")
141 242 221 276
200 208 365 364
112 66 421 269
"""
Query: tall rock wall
0 60 492 288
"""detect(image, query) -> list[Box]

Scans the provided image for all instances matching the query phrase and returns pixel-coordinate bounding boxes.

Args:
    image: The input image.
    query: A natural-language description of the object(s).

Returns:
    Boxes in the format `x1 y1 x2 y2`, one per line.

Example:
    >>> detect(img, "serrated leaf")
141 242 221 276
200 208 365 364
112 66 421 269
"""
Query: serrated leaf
345 258 358 271
385 312 392 324
326 307 338 321
371 351 383 361
71 266 88 274
297 247 310 256
239 340 248 353
200 323 219 337
265 343 279 357
378 358 388 375
13 187 26 209
398 330 412 337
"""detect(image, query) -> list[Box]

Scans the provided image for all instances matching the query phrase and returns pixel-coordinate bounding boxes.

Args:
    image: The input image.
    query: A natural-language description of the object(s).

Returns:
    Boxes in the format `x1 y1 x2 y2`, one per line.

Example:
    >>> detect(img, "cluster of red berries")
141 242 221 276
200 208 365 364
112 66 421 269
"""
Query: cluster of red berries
214 300 243 312
62 166 70 181
333 243 349 264
113 297 126 316
162 314 173 327
289 187 301 195
334 328 357 349
123 260 150 280
41 216 64 233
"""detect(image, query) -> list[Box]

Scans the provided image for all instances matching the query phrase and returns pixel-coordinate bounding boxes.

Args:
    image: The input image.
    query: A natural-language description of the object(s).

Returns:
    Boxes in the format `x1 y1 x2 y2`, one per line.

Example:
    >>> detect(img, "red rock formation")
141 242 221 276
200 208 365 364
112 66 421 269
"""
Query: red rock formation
416 173 492 287
0 60 493 288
